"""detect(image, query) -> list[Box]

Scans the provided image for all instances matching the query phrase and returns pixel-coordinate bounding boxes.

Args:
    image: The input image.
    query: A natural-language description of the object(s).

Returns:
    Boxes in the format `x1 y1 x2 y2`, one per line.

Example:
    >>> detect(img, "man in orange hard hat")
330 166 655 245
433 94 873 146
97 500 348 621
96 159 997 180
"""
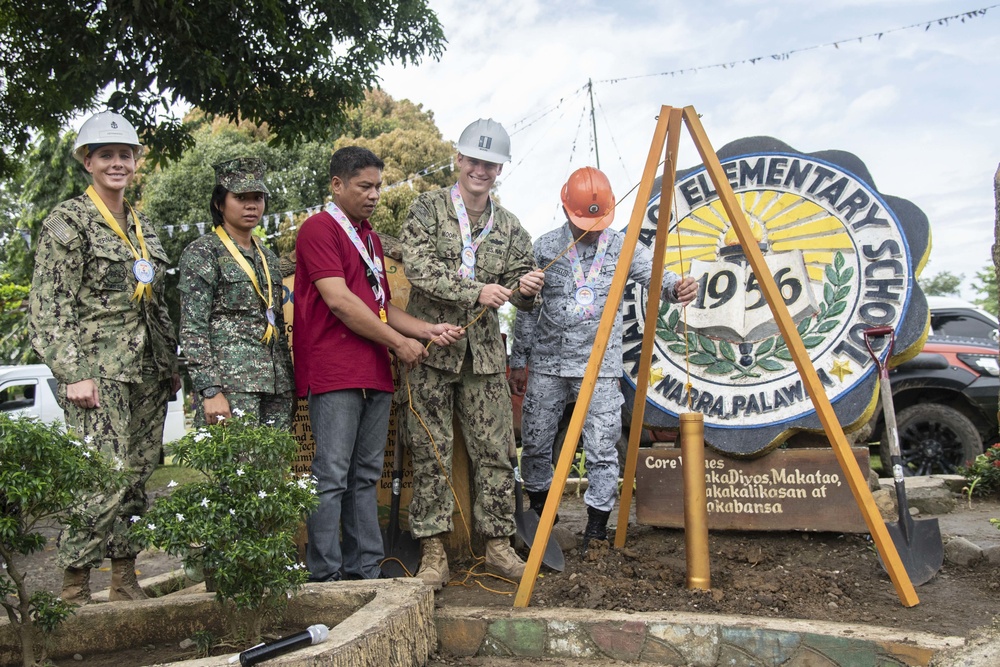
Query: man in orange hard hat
508 166 697 551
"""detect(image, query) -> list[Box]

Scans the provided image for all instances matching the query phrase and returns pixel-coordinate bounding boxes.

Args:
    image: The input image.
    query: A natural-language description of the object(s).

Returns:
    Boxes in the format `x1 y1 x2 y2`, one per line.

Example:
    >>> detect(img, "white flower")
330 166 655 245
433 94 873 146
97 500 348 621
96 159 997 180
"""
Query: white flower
130 515 141 523
296 478 310 489
232 407 244 418
265 419 275 426
167 480 178 488
236 468 245 477
257 490 268 499
175 513 185 522
71 439 83 447
84 435 94 445
200 498 210 508
193 431 210 443
82 450 91 458
229 508 236 516
113 458 124 471
216 415 226 423
147 523 156 531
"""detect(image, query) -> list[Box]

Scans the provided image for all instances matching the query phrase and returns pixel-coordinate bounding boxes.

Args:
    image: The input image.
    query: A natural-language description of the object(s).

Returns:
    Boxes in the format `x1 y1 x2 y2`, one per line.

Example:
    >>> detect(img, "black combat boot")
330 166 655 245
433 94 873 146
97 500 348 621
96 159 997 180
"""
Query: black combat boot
581 506 611 553
526 489 559 524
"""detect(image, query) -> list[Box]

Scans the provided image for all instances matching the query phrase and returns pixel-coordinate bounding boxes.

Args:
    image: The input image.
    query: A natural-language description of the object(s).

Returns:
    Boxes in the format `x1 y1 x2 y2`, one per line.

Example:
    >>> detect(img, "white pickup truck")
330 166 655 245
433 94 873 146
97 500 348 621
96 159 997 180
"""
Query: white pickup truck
0 364 186 444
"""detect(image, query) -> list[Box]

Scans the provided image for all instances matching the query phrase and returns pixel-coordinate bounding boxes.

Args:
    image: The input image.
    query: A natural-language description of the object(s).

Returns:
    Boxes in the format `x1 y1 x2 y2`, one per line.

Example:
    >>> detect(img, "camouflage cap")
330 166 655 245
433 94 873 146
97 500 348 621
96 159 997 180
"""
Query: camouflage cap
213 157 270 195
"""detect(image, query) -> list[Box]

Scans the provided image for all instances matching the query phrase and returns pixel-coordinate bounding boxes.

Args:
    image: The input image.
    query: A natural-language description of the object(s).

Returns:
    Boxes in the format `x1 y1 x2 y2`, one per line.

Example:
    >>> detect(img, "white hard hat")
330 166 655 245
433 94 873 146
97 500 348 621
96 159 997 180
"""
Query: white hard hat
72 111 143 163
456 118 511 163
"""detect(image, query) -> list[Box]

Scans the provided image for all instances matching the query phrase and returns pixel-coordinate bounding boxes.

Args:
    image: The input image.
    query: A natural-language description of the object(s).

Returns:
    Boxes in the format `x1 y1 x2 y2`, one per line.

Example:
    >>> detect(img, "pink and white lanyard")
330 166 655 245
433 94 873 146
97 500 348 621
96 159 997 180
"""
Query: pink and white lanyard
326 202 388 322
565 226 612 319
451 183 494 280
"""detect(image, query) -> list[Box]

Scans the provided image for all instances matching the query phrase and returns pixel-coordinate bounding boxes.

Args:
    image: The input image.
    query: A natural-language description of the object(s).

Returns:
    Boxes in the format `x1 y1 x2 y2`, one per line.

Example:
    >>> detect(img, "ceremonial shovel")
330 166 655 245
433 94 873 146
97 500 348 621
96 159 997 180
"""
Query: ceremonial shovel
509 439 565 571
380 434 421 577
864 326 943 585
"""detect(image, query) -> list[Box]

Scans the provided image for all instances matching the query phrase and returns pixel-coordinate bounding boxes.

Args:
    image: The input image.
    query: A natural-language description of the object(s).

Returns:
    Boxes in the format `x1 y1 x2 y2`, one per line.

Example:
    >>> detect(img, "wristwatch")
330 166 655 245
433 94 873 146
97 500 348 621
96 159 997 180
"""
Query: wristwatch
200 386 223 399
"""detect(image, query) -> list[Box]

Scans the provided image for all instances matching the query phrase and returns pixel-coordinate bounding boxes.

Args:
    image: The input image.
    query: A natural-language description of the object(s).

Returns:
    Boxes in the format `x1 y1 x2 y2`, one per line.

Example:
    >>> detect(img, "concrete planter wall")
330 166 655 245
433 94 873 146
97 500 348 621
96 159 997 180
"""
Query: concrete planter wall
1 580 434 667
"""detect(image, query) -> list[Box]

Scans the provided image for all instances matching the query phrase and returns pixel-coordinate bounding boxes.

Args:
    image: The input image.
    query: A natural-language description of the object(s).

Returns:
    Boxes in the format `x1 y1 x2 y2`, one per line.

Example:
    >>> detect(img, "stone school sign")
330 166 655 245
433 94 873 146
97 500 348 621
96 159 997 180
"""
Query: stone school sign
622 137 932 457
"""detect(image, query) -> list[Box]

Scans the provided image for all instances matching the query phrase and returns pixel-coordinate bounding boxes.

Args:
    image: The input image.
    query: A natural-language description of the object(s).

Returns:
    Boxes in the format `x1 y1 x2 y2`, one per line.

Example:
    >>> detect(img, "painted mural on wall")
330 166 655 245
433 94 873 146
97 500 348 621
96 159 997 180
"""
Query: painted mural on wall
621 136 932 456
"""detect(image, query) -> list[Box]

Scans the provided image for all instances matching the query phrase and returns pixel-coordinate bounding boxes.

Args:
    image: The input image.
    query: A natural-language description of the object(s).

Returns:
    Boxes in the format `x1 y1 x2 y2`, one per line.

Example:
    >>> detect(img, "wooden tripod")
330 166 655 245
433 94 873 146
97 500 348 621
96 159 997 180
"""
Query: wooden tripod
513 104 919 609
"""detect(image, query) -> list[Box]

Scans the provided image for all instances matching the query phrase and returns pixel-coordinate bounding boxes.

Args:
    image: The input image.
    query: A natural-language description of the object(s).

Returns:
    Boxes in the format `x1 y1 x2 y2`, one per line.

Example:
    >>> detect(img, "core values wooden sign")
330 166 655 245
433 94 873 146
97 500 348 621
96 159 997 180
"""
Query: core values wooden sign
635 446 870 532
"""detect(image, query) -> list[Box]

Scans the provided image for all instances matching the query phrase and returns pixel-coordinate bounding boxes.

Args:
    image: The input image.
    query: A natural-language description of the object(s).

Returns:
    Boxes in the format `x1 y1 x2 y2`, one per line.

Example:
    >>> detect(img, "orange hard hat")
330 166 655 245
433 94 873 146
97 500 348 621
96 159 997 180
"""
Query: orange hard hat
561 166 615 231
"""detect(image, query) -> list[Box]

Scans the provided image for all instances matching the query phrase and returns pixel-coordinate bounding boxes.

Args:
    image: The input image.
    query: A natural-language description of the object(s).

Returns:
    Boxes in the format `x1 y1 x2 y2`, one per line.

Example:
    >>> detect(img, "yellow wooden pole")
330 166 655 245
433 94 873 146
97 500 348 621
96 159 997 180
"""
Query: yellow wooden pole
680 106 919 608
514 107 672 608
615 106 683 548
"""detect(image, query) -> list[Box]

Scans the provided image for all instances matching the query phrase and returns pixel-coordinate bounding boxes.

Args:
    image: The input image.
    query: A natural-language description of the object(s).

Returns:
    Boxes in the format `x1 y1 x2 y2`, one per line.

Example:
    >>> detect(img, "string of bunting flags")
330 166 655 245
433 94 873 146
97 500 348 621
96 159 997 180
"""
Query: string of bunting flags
157 158 455 240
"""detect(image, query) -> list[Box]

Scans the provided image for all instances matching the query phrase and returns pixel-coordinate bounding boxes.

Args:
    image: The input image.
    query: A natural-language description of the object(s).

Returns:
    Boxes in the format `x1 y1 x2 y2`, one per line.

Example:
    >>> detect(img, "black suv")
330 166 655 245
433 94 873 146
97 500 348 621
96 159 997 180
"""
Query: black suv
869 298 999 475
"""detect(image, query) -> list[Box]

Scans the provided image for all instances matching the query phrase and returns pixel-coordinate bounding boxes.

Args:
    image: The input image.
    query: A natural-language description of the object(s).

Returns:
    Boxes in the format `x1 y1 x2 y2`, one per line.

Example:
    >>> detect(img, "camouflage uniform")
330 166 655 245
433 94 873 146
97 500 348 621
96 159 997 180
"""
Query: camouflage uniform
29 194 178 569
178 231 293 429
400 187 536 539
510 223 683 512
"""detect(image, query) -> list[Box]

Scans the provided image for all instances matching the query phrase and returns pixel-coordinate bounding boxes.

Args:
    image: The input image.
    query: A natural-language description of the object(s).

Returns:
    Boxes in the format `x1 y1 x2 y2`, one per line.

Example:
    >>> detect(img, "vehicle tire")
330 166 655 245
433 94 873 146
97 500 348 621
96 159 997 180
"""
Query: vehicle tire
879 404 983 475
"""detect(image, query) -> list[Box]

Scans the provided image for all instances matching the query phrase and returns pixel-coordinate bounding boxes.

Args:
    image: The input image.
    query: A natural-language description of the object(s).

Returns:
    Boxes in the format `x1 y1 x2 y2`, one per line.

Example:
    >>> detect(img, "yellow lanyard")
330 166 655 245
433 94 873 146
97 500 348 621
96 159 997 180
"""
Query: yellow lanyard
86 185 153 302
214 226 277 344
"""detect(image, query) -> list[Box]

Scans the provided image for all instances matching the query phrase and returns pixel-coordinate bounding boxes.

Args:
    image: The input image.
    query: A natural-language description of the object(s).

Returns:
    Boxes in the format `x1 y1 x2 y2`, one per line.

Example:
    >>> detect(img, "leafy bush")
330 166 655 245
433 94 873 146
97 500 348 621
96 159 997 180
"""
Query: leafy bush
0 414 124 667
959 442 1000 498
132 414 317 642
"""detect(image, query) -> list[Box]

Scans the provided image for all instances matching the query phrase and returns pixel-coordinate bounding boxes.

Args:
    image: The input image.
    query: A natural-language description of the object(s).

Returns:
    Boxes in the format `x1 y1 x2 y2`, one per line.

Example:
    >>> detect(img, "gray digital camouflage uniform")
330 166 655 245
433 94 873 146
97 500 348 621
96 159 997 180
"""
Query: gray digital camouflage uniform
510 222 683 512
178 230 293 429
400 187 536 540
29 194 178 569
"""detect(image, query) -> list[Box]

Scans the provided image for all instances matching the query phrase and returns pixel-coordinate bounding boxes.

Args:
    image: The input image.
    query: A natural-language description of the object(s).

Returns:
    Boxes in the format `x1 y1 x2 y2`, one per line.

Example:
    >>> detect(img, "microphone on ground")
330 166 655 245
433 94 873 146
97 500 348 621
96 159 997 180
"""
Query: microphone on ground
230 624 330 666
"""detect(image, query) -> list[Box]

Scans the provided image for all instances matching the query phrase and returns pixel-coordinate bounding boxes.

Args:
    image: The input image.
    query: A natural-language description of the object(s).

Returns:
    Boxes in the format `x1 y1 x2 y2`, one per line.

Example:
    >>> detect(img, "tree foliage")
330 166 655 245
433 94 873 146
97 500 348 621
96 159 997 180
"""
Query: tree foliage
0 414 124 666
0 0 445 177
918 270 964 297
971 264 998 316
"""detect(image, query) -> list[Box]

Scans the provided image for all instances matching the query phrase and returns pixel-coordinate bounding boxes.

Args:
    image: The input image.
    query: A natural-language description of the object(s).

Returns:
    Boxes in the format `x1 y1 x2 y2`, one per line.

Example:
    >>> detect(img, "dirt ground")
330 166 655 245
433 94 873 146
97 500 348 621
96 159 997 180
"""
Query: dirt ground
432 488 1000 639
6 481 1000 666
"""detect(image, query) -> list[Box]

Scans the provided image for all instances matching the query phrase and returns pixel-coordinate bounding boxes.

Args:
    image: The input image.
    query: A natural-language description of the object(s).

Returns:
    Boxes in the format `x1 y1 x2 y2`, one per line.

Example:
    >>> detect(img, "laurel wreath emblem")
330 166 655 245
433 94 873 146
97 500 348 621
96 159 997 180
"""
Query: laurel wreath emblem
657 251 853 380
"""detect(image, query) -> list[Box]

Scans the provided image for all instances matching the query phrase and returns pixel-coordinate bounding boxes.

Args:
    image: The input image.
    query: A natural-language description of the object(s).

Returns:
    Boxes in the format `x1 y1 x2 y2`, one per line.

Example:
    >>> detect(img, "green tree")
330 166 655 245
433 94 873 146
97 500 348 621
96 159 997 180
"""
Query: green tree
1 415 124 667
0 0 445 177
918 270 964 297
971 264 998 316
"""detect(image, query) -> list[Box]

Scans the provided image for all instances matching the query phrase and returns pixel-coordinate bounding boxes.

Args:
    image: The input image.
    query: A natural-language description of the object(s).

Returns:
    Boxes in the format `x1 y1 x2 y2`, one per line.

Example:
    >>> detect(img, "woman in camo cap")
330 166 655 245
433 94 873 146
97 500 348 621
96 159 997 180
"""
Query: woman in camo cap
177 157 294 429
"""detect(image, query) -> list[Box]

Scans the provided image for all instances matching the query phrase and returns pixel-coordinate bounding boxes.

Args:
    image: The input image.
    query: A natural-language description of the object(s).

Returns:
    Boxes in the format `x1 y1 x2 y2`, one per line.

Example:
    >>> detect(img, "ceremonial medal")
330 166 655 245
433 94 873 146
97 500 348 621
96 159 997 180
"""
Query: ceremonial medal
575 286 595 306
266 307 276 326
461 245 476 268
132 258 155 284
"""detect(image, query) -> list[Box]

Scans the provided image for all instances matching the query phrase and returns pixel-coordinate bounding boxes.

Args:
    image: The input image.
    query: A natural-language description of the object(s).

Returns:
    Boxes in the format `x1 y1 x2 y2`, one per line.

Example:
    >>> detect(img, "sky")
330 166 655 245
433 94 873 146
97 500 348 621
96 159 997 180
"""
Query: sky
376 0 1000 300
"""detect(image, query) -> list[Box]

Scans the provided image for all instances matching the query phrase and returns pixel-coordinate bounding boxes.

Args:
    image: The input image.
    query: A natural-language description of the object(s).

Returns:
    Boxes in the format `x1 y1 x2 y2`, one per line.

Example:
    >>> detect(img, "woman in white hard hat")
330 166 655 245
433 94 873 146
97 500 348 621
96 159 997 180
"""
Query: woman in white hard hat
28 110 180 605
177 157 294 429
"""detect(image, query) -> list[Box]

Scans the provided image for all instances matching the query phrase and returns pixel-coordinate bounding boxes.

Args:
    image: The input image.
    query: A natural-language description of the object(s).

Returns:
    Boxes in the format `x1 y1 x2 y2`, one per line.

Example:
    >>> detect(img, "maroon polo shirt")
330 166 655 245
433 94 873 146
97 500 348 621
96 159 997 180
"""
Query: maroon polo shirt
293 210 394 396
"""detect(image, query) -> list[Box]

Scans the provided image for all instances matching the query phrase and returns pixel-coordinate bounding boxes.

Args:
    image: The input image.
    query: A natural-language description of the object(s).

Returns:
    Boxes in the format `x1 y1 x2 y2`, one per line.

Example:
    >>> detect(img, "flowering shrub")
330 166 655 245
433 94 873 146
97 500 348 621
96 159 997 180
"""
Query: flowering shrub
959 443 1000 498
0 414 124 667
132 414 317 642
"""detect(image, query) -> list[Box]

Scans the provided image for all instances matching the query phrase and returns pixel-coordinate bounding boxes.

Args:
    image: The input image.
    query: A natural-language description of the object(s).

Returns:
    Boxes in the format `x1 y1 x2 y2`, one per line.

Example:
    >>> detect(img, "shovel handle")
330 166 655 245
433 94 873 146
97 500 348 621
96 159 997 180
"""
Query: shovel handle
862 326 894 374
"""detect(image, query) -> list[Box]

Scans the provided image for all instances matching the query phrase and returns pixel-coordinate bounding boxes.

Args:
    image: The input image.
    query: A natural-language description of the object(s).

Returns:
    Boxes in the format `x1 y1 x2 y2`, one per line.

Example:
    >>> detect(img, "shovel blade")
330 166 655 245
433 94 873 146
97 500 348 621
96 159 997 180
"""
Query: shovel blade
879 518 943 586
517 509 566 572
381 528 422 578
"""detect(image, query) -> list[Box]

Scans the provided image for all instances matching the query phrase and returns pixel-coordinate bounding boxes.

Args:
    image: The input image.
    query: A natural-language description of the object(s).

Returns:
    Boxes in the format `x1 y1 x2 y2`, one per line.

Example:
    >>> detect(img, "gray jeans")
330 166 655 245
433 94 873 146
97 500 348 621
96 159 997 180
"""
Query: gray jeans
306 389 390 581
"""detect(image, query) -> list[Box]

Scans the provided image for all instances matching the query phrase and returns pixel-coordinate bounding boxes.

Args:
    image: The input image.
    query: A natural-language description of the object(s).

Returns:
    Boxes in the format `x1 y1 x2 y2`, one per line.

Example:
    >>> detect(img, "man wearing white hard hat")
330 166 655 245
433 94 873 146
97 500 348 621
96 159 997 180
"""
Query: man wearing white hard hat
400 118 545 588
508 166 697 553
29 111 180 604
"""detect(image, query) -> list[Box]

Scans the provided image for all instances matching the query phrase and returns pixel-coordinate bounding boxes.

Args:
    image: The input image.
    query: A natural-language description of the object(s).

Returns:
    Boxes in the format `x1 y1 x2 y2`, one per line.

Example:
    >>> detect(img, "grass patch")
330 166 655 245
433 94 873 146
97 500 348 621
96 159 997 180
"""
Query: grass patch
149 463 207 492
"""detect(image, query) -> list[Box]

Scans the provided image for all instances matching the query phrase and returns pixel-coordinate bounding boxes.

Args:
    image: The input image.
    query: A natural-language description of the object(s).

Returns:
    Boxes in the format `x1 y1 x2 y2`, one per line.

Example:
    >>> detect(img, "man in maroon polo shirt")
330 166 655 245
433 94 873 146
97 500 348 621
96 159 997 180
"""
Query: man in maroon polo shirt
294 146 463 581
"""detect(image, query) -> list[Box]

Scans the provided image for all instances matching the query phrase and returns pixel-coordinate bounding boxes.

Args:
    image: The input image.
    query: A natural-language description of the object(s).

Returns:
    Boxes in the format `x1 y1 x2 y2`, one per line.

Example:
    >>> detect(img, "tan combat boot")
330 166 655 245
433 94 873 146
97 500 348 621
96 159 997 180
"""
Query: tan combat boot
109 558 148 601
485 538 525 579
61 567 92 605
415 538 450 590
